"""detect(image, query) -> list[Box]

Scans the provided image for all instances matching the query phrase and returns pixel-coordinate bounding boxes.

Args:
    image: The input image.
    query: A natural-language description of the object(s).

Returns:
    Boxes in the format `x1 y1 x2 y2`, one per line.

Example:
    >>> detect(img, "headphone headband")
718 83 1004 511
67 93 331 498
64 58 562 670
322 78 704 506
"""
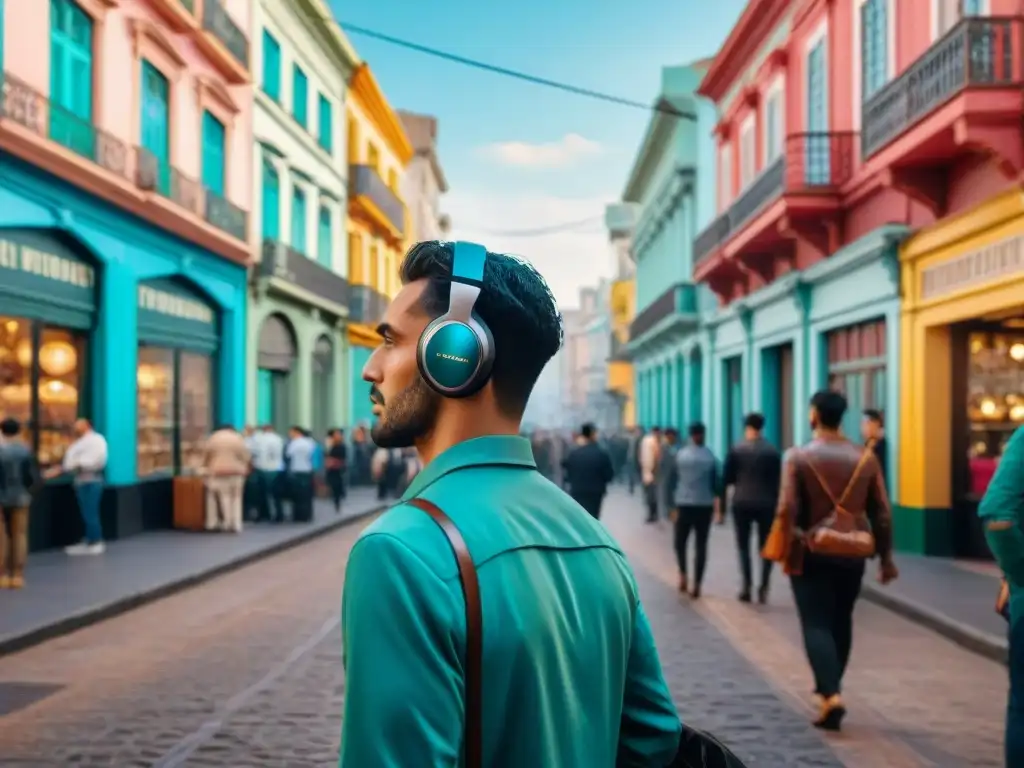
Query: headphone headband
451 241 487 285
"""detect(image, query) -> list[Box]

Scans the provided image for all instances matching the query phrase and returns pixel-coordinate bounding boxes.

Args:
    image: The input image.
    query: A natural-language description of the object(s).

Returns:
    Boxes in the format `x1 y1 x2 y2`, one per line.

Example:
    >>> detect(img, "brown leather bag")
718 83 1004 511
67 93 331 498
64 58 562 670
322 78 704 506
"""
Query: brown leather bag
800 448 877 559
407 498 483 768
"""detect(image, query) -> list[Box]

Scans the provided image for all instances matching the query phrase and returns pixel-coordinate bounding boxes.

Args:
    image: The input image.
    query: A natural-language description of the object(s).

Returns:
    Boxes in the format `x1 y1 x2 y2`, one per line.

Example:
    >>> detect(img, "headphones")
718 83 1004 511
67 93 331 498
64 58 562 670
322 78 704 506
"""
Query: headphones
417 241 496 398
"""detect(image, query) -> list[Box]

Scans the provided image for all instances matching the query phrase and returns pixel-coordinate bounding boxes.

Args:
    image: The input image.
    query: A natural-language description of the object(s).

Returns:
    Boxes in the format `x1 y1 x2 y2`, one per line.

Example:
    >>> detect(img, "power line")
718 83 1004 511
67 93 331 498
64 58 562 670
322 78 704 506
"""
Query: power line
338 22 698 122
475 216 605 238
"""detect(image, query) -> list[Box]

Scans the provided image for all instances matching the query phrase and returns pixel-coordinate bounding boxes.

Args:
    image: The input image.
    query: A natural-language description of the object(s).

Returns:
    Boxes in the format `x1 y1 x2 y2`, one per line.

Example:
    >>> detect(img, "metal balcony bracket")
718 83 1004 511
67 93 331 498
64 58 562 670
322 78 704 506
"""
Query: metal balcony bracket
953 117 1024 181
735 251 775 284
879 167 948 219
777 214 838 261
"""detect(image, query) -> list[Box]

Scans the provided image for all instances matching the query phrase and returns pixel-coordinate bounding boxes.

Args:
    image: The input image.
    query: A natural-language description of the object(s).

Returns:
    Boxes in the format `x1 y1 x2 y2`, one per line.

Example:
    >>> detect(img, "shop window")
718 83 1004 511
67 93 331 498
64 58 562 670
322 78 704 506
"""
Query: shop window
826 319 886 441
0 316 87 472
137 346 213 478
965 332 1024 497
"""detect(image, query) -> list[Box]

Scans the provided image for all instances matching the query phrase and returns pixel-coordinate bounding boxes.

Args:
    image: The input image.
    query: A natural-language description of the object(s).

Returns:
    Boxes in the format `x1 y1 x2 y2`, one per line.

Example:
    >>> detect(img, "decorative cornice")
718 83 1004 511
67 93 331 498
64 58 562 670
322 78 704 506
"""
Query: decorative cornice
130 18 186 70
698 0 791 101
195 75 239 115
633 168 695 255
349 64 414 166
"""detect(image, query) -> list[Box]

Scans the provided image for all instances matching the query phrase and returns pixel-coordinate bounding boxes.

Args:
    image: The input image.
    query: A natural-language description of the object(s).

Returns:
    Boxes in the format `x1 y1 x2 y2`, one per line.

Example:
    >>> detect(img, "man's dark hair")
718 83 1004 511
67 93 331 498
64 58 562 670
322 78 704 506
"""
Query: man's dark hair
216 424 235 432
651 426 662 433
581 423 596 439
863 409 884 427
744 412 765 431
0 418 20 437
400 241 563 418
811 390 847 430
665 427 679 441
688 422 705 438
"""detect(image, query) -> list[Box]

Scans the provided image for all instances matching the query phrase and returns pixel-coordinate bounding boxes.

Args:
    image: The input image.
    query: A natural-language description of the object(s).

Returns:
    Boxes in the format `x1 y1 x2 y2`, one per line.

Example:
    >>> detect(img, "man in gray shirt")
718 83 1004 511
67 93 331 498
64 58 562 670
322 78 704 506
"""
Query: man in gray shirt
0 418 39 588
285 427 317 523
671 423 721 598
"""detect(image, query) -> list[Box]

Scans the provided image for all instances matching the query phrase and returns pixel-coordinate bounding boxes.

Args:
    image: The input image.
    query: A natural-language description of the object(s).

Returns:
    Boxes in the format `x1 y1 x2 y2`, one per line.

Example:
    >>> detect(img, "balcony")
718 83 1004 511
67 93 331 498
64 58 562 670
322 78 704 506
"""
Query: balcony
349 284 390 324
349 164 406 241
693 132 856 293
627 283 698 349
149 0 198 32
136 148 203 218
198 0 249 83
260 239 350 312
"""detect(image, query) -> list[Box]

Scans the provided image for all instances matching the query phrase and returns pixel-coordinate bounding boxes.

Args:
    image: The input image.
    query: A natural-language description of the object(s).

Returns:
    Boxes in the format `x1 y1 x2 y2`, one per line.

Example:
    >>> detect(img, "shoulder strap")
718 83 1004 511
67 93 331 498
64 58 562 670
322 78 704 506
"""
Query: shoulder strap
801 447 875 512
405 497 483 768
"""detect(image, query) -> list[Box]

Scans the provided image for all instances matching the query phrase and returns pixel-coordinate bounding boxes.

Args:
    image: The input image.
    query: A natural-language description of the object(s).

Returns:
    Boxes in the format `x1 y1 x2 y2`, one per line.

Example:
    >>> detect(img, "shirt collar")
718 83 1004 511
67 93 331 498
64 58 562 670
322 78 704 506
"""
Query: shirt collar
401 435 536 500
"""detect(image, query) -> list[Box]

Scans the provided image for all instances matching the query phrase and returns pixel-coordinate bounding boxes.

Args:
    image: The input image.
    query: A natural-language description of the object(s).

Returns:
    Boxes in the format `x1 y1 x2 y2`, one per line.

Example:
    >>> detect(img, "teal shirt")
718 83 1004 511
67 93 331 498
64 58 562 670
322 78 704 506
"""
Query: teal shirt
339 435 681 767
978 426 1024 622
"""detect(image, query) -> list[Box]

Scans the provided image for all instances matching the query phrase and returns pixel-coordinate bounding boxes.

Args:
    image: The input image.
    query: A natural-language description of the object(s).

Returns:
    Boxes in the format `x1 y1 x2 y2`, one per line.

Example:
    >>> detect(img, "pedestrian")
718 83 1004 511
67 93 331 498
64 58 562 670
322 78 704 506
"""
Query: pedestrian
770 390 898 731
657 427 680 520
201 424 251 532
242 425 259 521
340 240 681 765
626 426 642 494
639 426 661 523
861 409 888 491
977 424 1024 765
562 422 615 519
45 418 107 555
671 423 721 598
325 428 347 513
251 424 285 522
0 418 39 588
285 426 317 522
722 413 782 603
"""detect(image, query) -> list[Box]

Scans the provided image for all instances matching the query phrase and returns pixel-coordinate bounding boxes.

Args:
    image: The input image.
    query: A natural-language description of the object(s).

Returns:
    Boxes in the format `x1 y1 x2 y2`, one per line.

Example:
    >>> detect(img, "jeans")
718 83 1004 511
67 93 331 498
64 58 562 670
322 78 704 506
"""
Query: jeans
674 505 713 585
74 481 104 543
0 506 29 576
643 483 658 521
1008 615 1024 765
291 472 314 522
790 558 864 698
733 502 775 592
326 470 346 511
256 470 283 522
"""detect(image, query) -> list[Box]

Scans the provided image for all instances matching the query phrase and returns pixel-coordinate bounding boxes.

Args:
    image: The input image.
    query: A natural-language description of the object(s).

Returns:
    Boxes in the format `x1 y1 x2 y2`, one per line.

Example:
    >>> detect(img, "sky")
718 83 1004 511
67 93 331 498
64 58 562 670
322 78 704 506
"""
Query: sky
328 0 748 308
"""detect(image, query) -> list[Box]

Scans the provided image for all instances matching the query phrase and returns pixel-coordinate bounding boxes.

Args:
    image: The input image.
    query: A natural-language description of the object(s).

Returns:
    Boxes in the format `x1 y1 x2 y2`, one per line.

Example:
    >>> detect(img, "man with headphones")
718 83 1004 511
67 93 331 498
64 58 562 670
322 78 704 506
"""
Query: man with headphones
339 241 681 767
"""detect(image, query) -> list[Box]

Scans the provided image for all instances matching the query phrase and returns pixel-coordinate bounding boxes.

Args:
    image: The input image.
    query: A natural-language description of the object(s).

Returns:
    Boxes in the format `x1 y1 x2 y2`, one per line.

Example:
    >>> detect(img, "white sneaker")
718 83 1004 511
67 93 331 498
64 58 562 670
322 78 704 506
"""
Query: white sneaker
85 542 105 555
65 542 90 555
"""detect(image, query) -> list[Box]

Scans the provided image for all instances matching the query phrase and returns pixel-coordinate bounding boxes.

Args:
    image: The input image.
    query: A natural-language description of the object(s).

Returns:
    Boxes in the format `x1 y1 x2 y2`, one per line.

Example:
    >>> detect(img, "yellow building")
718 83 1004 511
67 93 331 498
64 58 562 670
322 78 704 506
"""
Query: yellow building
345 62 413 424
898 188 1024 558
608 278 636 428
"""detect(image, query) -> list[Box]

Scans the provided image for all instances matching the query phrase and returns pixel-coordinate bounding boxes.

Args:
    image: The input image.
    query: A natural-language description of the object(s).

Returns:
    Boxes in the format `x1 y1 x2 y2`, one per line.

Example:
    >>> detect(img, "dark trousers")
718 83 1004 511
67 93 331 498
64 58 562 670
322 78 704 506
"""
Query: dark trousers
572 492 604 520
674 505 713 584
1009 615 1024 765
290 472 314 522
643 483 658 522
733 502 775 591
791 559 864 698
326 470 346 511
255 470 283 522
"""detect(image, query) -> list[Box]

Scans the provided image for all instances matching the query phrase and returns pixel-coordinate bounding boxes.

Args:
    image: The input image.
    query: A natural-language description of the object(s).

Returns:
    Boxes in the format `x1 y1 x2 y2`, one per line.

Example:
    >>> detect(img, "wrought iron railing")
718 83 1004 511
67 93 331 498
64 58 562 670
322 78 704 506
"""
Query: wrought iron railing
629 283 697 341
350 164 405 236
1 71 129 179
862 17 1023 158
349 284 390 323
205 189 247 240
135 147 205 217
261 239 350 307
202 0 249 69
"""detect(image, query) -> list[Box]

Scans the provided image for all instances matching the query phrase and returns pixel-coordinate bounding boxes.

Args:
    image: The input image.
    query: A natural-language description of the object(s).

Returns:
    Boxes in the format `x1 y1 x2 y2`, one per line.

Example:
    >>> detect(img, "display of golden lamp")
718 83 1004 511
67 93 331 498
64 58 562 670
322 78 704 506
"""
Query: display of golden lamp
39 379 77 404
39 341 77 377
0 382 30 404
15 338 32 367
1012 343 1024 362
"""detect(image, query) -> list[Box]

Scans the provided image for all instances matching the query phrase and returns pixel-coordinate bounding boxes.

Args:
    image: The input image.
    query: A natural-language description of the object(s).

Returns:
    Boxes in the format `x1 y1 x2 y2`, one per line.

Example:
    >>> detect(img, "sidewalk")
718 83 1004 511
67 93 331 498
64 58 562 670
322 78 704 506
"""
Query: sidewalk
0 488 387 657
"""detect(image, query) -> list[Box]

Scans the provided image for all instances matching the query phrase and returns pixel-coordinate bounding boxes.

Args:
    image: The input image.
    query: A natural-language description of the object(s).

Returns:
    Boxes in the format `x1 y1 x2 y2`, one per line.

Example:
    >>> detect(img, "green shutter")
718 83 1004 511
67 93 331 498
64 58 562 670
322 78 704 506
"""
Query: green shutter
49 0 94 159
261 29 280 101
261 160 280 240
292 65 308 127
291 187 307 254
201 111 226 196
317 93 332 152
317 206 332 267
140 61 170 195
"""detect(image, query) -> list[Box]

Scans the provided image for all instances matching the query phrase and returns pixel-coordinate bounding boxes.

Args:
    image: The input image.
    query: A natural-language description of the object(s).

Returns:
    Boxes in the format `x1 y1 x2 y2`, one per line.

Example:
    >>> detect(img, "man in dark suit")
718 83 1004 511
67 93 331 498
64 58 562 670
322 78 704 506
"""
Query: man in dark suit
563 423 615 520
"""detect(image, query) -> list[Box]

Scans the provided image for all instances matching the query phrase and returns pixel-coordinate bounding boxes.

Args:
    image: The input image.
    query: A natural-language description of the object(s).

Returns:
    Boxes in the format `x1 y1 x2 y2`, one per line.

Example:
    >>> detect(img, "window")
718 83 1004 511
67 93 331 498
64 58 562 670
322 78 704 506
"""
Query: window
137 347 213 477
262 29 281 101
763 84 784 165
261 160 280 239
369 243 380 290
719 144 733 210
140 61 171 195
805 34 830 184
347 116 359 163
739 118 756 190
292 64 308 127
367 143 380 172
317 93 332 153
49 0 94 158
201 111 226 196
827 319 887 448
387 168 398 191
348 232 363 283
935 0 982 39
317 206 332 268
860 0 890 99
291 186 307 254
0 317 88 472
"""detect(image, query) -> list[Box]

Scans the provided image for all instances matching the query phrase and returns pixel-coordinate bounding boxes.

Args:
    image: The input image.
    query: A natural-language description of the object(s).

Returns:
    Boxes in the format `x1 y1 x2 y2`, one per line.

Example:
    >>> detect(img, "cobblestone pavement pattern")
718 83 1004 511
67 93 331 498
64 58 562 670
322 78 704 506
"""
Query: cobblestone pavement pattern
0 488 1006 766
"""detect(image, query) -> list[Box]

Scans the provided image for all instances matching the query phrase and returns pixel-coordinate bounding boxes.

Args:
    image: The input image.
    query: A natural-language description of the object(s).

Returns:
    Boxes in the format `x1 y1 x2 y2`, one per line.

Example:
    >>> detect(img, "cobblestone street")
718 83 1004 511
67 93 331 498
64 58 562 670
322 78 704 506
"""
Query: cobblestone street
0 487 1006 766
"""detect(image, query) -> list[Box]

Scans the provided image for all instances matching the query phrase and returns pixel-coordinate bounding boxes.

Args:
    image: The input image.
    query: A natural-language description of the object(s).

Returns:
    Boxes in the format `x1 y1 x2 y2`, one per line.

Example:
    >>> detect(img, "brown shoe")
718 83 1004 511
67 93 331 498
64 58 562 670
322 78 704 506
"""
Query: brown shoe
814 694 846 731
9 574 24 589
0 574 10 589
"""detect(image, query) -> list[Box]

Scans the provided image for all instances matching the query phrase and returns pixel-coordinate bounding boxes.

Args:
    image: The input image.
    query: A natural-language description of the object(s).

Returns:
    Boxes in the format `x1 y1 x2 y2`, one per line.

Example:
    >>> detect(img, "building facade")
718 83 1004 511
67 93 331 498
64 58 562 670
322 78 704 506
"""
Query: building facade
621 63 717 441
1 0 252 549
605 203 637 429
248 0 358 438
891 4 1024 557
398 111 450 242
345 64 412 427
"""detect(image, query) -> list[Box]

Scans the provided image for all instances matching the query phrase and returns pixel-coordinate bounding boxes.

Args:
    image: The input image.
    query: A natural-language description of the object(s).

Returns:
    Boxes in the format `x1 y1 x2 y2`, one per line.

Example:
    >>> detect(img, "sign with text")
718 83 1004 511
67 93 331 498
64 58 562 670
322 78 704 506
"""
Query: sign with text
137 277 219 351
0 229 97 327
921 234 1024 301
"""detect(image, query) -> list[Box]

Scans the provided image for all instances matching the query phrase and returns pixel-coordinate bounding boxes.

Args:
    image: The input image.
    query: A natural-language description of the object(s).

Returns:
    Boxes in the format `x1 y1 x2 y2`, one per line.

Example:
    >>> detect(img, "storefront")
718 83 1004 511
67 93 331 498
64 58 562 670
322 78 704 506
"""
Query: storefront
899 189 1024 557
1 159 248 551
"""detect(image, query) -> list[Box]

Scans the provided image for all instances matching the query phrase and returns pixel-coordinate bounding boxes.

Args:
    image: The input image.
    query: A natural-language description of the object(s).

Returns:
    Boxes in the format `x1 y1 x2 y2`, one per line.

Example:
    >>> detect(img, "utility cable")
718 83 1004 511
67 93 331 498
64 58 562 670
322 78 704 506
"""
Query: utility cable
475 215 605 238
334 22 697 122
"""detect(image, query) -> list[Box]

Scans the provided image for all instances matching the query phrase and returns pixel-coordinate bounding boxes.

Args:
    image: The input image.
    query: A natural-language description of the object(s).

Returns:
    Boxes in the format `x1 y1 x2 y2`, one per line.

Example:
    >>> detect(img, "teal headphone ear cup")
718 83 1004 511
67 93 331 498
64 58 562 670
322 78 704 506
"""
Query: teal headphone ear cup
417 316 495 398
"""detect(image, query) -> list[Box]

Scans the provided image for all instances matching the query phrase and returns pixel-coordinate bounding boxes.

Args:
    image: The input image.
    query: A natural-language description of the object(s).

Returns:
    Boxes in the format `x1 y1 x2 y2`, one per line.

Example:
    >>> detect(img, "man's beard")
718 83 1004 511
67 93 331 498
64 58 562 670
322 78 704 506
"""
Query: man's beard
370 377 442 448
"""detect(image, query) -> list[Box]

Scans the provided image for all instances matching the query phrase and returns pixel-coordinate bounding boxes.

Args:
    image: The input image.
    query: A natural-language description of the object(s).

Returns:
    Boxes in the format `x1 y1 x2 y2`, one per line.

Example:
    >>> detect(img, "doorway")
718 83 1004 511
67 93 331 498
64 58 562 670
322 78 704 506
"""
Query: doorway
761 343 794 450
723 356 743 449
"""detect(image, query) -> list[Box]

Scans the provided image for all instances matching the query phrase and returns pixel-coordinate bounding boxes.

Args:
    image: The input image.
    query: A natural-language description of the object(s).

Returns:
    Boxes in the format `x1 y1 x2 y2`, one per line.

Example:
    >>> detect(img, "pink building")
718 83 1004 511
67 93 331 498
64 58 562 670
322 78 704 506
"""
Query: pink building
0 0 254 552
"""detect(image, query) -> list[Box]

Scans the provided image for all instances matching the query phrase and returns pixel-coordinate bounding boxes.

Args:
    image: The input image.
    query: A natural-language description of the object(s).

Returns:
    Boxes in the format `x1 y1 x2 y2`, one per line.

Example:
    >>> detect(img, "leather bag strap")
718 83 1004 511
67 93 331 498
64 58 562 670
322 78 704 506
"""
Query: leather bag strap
802 447 874 512
406 497 483 768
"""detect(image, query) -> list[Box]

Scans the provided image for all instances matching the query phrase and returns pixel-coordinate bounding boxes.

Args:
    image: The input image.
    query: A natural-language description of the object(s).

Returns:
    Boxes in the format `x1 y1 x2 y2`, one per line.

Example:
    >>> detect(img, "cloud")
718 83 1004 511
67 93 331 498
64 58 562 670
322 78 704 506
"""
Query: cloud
445 189 615 309
476 133 603 169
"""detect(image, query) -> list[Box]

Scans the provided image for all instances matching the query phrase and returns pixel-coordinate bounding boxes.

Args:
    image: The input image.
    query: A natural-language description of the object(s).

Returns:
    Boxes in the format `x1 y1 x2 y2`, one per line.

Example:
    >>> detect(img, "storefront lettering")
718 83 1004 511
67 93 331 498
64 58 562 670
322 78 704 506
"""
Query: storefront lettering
138 285 214 324
0 238 94 288
921 235 1024 300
